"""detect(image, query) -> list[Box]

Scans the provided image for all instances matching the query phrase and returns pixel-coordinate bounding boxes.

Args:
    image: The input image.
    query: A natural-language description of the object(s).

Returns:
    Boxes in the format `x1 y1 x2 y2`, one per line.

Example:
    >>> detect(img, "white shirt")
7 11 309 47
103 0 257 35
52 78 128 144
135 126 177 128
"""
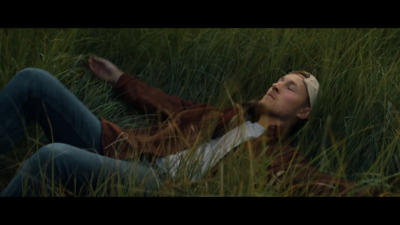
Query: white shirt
155 121 266 181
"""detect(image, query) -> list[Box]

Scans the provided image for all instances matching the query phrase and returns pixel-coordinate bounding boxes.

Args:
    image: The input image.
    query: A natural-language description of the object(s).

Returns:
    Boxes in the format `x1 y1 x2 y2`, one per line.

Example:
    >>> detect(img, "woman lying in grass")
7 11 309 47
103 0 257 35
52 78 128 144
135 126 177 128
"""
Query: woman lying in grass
0 56 383 196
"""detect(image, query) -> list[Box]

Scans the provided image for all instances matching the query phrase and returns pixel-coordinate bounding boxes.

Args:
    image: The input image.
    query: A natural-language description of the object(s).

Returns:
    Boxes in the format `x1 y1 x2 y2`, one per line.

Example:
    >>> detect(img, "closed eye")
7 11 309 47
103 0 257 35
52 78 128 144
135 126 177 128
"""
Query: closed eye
287 82 297 92
277 76 298 92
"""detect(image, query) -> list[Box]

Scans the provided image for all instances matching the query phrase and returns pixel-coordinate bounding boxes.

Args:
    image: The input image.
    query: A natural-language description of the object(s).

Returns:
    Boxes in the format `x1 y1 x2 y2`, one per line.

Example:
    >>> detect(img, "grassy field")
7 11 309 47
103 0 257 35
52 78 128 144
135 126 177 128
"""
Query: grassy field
1 28 400 196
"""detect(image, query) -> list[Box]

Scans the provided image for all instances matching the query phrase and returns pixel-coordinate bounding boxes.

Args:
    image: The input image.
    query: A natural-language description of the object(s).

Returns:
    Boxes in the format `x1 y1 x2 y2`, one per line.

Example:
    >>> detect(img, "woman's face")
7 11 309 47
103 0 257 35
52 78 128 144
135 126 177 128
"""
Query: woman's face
258 73 310 120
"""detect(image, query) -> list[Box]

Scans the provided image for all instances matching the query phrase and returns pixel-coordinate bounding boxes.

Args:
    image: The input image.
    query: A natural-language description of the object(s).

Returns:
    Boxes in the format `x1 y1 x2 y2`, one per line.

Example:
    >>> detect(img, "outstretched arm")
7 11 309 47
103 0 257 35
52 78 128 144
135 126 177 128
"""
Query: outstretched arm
88 56 209 118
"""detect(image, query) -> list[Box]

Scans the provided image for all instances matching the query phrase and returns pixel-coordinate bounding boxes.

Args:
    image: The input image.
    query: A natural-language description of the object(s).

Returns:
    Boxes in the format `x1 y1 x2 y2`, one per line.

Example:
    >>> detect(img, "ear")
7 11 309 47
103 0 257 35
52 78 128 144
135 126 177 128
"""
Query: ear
296 107 312 120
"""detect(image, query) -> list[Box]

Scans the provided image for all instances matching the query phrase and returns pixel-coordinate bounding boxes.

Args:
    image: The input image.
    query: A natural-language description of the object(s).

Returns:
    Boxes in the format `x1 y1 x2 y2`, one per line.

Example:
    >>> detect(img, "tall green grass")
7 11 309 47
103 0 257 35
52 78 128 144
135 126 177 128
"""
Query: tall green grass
1 28 400 196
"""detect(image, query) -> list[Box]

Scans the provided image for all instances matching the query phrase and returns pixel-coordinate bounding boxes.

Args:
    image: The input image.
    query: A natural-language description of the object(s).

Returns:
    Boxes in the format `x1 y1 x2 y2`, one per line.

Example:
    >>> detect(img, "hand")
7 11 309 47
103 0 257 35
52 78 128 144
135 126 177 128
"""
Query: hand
88 56 124 84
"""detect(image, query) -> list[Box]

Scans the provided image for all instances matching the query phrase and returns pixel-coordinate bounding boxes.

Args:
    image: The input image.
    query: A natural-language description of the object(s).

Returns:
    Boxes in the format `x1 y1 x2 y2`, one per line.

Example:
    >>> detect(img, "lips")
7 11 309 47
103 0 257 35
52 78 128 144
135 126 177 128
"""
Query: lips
267 93 275 100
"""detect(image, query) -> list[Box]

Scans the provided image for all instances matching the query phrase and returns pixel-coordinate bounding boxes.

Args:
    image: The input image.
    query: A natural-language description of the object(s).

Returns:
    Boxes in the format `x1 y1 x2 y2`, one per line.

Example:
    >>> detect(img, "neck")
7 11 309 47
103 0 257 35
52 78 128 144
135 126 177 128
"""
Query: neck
257 114 293 140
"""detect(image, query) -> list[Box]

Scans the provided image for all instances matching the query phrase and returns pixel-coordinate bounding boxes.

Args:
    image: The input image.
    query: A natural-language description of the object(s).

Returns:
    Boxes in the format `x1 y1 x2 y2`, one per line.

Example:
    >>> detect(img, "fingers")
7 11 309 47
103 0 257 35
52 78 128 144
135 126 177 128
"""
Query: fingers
88 55 102 64
87 56 122 84
88 57 97 72
90 56 106 63
88 56 104 71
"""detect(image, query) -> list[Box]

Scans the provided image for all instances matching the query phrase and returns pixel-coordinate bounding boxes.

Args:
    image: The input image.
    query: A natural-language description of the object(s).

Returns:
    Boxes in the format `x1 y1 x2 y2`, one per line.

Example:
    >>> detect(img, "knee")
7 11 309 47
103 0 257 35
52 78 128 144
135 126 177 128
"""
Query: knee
16 143 75 196
26 143 71 167
18 143 61 176
16 67 50 78
14 68 58 88
37 143 72 161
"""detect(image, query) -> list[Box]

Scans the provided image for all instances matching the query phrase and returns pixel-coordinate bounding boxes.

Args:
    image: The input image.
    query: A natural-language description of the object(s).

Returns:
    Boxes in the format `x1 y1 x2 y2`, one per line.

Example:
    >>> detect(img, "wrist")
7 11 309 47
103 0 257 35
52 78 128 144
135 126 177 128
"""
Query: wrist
113 72 124 84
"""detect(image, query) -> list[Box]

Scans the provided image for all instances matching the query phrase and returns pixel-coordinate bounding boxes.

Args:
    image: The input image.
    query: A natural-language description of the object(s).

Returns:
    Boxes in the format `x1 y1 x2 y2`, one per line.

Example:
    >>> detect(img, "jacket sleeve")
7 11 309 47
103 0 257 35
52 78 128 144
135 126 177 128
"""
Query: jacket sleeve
113 73 208 118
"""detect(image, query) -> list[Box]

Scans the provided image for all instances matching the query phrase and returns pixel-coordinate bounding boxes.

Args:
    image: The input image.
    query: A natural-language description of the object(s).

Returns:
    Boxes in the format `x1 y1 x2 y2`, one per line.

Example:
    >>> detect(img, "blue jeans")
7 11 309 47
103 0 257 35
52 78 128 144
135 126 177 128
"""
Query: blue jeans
0 68 162 196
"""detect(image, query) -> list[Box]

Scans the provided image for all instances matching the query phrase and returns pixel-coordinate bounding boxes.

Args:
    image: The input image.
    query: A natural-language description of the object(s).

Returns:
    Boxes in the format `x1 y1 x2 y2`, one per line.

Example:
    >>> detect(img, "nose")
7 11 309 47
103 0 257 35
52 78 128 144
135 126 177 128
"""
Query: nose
272 81 280 93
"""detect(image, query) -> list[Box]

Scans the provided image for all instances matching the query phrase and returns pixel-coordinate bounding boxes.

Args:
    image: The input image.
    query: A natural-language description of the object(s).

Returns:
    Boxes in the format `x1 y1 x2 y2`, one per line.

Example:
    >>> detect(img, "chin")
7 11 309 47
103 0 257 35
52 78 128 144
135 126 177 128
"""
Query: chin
256 100 281 118
258 96 269 105
255 101 269 115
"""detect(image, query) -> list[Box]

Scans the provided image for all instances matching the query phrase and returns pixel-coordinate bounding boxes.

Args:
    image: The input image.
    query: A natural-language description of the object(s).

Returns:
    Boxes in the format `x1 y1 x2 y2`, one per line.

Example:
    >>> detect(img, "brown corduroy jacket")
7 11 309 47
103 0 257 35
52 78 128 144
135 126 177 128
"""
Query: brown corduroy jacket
99 73 384 196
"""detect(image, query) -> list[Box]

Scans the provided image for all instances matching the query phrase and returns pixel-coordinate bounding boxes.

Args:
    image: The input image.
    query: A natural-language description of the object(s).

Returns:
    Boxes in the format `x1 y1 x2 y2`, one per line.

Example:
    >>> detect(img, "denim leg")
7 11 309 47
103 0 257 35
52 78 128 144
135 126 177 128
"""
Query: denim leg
0 143 163 196
0 68 102 154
